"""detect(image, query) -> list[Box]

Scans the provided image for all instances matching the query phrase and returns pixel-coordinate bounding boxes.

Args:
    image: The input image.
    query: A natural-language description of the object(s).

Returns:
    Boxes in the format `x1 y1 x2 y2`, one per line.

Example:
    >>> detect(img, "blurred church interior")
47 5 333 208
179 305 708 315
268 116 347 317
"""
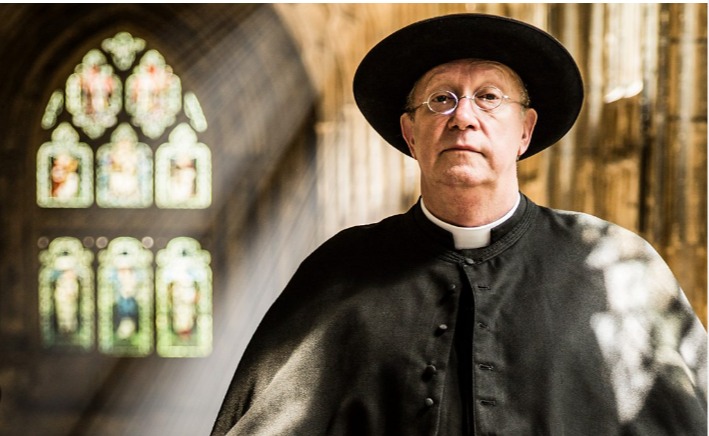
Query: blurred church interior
0 4 705 435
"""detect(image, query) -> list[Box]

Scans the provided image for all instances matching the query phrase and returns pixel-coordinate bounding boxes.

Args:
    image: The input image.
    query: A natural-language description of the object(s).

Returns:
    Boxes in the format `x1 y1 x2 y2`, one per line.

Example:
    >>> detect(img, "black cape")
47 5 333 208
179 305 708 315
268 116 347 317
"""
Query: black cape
213 196 707 435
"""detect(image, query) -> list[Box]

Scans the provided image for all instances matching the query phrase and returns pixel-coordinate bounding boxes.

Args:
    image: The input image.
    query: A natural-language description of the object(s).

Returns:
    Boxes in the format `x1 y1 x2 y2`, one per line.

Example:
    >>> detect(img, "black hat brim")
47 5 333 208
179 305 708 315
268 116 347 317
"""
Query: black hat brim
353 13 584 159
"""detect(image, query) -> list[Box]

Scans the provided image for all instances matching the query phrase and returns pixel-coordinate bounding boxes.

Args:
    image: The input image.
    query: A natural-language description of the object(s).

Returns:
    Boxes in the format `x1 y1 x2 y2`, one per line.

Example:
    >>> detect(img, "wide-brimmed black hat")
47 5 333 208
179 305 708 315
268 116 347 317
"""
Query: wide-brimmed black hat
353 13 584 159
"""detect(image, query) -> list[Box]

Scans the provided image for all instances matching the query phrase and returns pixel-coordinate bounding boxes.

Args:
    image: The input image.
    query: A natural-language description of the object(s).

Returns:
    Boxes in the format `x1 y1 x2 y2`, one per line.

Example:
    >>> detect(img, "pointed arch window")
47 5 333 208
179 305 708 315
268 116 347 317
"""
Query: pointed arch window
36 32 213 357
38 31 211 209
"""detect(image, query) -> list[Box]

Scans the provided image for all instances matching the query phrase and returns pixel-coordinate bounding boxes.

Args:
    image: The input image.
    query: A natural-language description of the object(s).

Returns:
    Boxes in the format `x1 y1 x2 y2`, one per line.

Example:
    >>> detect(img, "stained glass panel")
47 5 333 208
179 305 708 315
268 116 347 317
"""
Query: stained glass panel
37 30 215 359
96 123 153 208
98 237 154 356
41 90 64 130
184 92 208 133
39 237 94 350
101 32 146 72
156 237 212 357
37 123 94 208
66 49 122 139
125 49 182 139
155 123 211 209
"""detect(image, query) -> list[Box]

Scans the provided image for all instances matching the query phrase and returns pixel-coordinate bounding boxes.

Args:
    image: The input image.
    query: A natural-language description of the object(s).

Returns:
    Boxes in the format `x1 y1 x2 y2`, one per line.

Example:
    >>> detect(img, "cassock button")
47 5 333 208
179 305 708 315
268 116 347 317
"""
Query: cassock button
437 324 449 334
464 258 476 265
424 397 435 407
424 364 437 376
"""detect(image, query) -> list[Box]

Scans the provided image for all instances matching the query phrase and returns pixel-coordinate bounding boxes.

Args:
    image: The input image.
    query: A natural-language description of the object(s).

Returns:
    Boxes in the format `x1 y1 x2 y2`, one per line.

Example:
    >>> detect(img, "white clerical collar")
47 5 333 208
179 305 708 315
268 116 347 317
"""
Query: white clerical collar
420 194 521 249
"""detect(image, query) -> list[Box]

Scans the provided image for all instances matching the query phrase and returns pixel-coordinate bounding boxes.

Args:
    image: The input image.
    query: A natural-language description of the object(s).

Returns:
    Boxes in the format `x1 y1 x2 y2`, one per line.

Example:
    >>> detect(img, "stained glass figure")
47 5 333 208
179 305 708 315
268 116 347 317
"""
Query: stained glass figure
97 123 153 208
41 90 64 130
98 237 154 356
184 92 208 132
125 49 182 139
156 237 212 357
155 123 212 209
37 123 93 208
39 237 94 349
101 32 146 71
66 49 122 139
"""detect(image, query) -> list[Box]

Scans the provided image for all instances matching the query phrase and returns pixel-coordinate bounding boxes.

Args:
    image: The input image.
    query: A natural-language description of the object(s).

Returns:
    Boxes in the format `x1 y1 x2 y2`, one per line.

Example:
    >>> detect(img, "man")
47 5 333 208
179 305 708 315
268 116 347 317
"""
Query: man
213 14 707 435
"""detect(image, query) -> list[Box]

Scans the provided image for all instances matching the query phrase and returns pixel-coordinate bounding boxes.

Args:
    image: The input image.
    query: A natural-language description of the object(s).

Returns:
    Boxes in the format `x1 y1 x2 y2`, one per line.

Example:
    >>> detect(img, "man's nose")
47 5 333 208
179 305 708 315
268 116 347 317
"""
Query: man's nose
448 96 482 130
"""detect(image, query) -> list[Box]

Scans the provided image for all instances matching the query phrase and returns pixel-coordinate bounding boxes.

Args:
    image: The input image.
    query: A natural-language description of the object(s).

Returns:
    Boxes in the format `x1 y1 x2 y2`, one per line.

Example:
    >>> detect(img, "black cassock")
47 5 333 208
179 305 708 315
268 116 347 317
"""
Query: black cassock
213 196 707 436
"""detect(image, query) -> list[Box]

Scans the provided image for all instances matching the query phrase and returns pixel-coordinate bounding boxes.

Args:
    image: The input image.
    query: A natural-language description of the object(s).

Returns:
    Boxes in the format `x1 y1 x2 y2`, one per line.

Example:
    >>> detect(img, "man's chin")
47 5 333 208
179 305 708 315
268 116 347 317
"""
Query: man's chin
438 166 492 187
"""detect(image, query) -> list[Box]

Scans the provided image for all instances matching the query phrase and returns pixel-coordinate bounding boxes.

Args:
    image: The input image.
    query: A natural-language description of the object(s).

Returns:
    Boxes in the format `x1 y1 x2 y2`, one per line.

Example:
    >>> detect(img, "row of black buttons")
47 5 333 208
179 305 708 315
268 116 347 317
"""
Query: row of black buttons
423 281 459 409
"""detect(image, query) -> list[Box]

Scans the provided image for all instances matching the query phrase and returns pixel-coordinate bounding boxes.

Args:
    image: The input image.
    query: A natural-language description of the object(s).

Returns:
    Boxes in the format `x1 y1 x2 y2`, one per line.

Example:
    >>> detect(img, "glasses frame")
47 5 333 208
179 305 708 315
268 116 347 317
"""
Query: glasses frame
412 86 528 115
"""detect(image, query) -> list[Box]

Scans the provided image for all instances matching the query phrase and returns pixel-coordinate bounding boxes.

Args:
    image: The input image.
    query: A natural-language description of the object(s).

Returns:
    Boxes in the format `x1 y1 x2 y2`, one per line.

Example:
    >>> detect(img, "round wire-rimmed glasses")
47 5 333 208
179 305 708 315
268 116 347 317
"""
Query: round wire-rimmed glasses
413 86 528 115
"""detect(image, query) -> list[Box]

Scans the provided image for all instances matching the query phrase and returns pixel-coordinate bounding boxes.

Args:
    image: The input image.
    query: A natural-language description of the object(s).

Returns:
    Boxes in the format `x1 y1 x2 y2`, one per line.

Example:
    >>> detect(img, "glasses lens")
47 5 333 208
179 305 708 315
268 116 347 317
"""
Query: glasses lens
474 87 504 110
426 91 457 114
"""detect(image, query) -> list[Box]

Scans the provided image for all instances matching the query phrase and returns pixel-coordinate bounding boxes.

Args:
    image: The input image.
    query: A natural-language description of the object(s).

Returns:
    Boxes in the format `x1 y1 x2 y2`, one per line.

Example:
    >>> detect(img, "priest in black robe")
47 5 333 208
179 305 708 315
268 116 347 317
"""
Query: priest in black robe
212 13 707 436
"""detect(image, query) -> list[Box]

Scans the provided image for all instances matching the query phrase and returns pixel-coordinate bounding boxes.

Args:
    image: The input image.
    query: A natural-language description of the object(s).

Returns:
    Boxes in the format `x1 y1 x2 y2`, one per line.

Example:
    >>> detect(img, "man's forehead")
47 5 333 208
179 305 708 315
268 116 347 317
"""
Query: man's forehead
421 59 521 84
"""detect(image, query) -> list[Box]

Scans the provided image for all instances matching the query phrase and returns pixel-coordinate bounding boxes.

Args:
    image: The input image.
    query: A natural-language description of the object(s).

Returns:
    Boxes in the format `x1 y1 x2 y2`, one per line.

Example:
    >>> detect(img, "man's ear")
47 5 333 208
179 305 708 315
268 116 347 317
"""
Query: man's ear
518 108 538 157
400 113 417 159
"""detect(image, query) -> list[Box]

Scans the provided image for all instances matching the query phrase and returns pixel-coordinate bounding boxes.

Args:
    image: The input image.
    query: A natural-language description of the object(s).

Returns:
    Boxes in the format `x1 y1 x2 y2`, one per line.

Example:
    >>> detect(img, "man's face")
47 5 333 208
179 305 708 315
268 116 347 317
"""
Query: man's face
400 59 537 194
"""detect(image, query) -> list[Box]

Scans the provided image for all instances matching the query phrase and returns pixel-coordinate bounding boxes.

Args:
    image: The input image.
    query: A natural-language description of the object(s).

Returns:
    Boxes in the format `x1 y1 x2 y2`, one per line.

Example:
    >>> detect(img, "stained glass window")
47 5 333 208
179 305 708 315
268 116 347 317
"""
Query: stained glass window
39 237 95 349
36 123 94 208
155 123 212 209
38 31 212 210
98 237 154 356
37 32 214 358
96 123 153 208
156 237 212 357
